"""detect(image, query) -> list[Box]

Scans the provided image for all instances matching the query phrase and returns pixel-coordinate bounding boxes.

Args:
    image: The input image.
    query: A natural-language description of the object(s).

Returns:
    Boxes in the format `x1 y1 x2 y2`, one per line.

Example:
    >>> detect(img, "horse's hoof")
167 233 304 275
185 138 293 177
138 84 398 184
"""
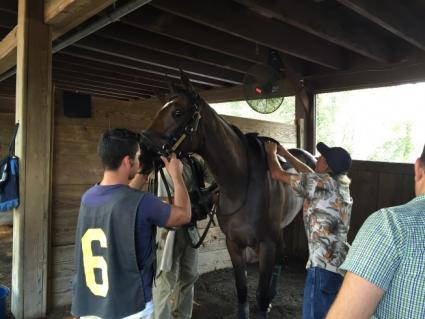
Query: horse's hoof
238 302 249 319
256 310 268 319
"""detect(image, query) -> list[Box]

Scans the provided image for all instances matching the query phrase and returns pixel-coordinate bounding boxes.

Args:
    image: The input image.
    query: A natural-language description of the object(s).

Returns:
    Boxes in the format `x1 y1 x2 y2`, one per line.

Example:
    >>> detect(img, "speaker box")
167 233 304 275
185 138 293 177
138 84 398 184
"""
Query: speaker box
63 91 91 118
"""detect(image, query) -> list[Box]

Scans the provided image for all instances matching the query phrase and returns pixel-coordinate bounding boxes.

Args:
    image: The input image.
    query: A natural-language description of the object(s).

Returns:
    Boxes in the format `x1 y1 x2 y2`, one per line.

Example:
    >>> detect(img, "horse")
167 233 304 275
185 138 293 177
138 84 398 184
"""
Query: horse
141 72 316 319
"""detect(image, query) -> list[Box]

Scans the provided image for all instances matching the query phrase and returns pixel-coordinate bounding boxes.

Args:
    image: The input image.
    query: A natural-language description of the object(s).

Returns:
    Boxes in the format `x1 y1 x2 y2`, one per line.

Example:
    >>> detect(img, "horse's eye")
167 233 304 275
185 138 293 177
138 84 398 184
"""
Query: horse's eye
172 109 183 118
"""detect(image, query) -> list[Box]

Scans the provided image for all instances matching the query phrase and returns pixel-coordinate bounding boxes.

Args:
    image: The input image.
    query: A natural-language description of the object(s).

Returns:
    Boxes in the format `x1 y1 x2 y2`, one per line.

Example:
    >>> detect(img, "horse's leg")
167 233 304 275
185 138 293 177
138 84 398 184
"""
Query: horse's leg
256 240 276 319
269 239 284 303
226 238 249 319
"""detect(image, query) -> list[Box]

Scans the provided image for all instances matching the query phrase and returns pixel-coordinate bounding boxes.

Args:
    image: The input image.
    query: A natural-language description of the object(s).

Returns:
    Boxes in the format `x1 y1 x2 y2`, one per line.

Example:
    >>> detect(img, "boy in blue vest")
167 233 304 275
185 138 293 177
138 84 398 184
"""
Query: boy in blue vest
71 128 192 319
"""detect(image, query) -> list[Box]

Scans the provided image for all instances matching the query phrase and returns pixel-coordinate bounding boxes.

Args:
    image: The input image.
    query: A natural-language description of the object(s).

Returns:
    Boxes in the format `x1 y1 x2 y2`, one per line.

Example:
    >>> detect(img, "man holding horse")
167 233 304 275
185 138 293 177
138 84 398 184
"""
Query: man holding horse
153 154 214 319
326 145 425 319
265 141 353 319
71 128 191 319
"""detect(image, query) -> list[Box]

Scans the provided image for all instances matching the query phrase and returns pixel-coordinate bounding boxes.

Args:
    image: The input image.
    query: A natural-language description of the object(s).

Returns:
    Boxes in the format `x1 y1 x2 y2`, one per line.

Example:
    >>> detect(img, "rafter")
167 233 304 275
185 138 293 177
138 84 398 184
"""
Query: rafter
234 0 390 63
97 24 253 73
0 0 115 76
151 0 345 69
60 48 225 88
336 0 425 51
121 6 269 65
74 35 244 85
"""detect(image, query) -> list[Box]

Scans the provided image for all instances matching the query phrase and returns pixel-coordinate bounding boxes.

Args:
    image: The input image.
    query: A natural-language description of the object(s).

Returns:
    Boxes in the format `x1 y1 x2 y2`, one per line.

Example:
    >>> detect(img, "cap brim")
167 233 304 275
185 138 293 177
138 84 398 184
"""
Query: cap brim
317 142 330 155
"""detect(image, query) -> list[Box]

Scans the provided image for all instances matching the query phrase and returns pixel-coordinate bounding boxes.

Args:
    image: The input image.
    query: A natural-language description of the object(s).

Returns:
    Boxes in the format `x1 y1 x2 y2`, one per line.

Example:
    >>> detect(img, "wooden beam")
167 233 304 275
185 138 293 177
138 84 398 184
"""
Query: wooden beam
295 92 315 153
97 23 253 73
53 55 172 90
55 83 141 101
305 57 425 93
45 0 114 38
0 11 16 28
336 0 425 51
61 47 226 88
0 0 115 76
53 63 163 93
0 26 17 75
73 35 244 85
53 76 153 97
234 0 390 63
280 54 311 113
13 0 52 317
121 6 268 64
151 0 345 69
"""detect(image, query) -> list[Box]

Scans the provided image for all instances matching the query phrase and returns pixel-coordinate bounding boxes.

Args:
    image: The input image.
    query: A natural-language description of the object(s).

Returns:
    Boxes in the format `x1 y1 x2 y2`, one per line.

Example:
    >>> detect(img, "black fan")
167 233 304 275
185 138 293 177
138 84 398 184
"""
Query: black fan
243 50 284 114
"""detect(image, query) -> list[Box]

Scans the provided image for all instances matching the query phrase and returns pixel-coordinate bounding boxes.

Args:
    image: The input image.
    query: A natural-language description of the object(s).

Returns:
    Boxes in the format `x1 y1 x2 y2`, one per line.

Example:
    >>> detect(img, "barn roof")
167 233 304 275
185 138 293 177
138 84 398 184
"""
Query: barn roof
1 0 425 101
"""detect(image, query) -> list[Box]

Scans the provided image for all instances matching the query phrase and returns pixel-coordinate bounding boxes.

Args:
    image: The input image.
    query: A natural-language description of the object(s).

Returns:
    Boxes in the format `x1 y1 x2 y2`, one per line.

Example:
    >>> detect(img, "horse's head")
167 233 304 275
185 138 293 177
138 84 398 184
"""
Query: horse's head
141 71 205 160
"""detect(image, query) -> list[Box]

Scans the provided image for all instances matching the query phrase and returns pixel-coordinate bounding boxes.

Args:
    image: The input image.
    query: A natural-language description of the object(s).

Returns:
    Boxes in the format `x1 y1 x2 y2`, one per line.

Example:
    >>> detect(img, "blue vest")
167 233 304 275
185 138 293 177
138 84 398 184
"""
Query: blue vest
71 186 152 319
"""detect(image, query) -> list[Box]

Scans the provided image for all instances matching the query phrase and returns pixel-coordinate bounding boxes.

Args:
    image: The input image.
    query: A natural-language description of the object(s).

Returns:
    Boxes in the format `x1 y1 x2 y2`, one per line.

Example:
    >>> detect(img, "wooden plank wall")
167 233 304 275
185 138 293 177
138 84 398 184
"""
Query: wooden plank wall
50 91 296 308
283 160 415 261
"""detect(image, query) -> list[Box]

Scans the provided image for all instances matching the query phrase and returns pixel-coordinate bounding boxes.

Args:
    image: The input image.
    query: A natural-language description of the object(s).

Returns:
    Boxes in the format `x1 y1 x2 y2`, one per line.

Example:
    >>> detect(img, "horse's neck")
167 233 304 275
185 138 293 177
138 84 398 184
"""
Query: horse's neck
198 107 248 199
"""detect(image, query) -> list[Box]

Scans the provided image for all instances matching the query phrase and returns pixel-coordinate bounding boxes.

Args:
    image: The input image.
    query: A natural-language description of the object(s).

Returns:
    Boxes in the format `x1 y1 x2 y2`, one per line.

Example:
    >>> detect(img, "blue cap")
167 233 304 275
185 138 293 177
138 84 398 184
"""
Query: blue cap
317 142 351 175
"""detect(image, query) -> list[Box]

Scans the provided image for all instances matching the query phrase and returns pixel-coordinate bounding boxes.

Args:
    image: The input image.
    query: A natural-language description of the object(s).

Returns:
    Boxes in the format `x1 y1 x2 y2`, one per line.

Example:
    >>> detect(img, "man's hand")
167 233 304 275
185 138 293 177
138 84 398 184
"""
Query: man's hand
161 153 183 180
265 141 278 155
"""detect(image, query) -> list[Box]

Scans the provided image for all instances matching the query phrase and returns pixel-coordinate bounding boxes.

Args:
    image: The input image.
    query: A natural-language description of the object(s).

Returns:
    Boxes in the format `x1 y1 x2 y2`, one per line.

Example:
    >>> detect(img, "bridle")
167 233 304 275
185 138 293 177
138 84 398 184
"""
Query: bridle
140 91 203 158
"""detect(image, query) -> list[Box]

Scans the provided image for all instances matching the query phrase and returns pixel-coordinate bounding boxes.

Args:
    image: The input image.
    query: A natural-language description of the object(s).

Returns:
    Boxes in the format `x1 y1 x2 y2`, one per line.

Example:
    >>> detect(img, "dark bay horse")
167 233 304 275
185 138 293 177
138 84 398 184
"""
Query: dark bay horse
142 72 315 319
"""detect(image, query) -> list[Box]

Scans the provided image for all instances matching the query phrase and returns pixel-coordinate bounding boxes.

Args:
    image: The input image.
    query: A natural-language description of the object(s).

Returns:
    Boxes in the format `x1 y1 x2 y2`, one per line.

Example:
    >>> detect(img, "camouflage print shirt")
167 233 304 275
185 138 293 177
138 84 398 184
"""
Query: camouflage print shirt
290 173 353 276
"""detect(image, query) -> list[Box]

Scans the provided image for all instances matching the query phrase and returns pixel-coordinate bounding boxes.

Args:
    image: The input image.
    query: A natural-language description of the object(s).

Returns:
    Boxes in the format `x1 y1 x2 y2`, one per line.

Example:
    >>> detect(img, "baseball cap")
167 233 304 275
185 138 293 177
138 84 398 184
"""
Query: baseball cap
317 142 352 175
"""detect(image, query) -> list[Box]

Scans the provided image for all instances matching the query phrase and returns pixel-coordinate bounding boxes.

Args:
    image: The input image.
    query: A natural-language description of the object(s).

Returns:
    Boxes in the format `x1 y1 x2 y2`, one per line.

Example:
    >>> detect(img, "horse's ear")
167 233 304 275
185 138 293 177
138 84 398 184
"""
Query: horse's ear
153 88 167 105
180 69 196 94
164 74 179 94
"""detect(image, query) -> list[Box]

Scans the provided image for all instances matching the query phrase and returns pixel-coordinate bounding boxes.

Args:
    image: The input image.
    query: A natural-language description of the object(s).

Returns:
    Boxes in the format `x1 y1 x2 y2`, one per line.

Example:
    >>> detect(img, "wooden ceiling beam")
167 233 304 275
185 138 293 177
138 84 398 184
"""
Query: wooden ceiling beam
0 1 17 14
53 60 168 91
0 11 16 29
234 0 390 63
54 76 153 98
45 0 114 38
151 0 345 70
54 80 149 99
54 55 172 90
53 69 156 95
97 23 253 74
55 84 139 101
305 57 425 93
0 0 115 76
336 0 425 51
0 26 17 75
74 35 244 85
60 48 223 89
121 6 268 65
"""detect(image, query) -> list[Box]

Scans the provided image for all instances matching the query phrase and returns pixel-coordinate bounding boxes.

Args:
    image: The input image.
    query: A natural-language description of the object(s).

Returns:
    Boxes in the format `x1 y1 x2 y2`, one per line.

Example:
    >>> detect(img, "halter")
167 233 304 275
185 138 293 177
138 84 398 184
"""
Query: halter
140 92 202 158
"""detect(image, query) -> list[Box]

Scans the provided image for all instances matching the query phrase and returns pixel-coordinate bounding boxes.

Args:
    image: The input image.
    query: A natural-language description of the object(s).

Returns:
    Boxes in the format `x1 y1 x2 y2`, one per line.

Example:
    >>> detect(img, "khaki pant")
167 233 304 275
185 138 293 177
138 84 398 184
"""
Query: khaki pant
153 227 199 319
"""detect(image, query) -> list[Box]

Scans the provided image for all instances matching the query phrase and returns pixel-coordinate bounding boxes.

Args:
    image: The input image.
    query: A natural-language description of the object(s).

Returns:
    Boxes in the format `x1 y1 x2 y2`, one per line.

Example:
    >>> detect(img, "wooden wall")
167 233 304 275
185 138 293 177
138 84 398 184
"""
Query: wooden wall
50 91 296 308
284 160 416 261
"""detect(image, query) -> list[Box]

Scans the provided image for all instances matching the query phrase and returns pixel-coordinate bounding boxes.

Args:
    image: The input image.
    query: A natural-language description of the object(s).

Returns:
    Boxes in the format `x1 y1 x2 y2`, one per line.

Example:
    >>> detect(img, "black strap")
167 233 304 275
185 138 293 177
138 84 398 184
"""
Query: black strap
8 123 19 155
188 204 217 249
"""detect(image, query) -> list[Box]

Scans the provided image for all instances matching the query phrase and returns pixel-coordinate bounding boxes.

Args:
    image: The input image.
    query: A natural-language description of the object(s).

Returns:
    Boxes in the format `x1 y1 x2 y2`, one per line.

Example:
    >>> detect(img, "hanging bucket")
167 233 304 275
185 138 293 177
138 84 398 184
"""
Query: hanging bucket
0 285 9 319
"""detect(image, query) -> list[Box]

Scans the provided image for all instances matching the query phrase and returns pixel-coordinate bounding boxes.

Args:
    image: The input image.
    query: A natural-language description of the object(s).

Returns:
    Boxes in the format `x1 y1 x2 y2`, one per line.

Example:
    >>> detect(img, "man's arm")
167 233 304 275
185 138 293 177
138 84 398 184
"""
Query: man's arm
326 272 384 319
265 142 294 184
276 144 314 173
160 154 191 227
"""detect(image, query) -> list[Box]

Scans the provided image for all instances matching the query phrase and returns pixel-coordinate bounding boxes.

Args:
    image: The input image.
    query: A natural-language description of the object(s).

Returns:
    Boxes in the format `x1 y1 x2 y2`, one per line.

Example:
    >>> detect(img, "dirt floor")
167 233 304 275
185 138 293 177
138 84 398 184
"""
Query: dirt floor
1 225 305 318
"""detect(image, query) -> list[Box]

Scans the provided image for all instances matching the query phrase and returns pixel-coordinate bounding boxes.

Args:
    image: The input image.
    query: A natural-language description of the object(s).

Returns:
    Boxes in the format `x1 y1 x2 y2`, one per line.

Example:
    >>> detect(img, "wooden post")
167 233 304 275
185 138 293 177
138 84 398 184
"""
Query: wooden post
295 92 315 153
12 0 53 318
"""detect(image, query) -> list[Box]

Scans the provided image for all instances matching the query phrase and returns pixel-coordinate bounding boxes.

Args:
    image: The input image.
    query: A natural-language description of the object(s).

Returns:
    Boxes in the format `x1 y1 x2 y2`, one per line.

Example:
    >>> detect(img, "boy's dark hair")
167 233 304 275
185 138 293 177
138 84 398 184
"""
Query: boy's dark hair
420 145 425 166
97 128 140 170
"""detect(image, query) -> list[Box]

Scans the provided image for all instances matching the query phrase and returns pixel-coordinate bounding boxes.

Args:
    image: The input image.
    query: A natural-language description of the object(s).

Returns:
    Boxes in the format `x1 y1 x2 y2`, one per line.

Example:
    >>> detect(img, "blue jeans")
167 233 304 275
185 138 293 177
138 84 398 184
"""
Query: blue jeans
302 267 343 319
